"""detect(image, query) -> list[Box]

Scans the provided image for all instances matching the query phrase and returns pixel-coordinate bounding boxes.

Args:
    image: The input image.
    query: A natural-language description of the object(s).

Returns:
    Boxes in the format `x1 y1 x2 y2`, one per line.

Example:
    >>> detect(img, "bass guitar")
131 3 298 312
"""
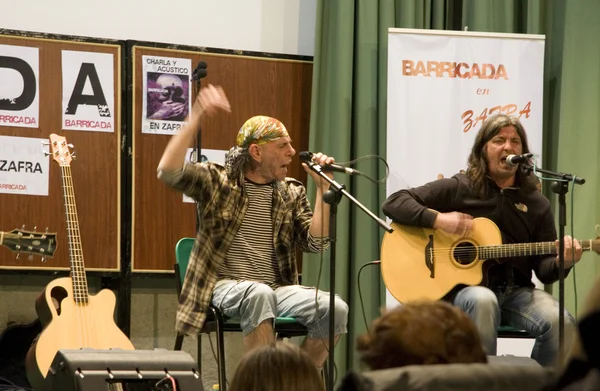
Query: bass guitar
381 217 600 303
26 134 134 390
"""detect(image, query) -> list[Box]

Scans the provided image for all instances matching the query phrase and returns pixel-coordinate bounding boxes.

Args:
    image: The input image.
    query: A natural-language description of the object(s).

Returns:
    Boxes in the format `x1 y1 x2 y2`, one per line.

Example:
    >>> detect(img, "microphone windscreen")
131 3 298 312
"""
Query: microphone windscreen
298 151 313 162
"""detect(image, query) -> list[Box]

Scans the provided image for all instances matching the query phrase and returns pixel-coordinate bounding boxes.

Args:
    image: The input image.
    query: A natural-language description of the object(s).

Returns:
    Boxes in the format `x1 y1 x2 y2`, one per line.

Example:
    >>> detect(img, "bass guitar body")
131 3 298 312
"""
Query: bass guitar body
26 277 134 390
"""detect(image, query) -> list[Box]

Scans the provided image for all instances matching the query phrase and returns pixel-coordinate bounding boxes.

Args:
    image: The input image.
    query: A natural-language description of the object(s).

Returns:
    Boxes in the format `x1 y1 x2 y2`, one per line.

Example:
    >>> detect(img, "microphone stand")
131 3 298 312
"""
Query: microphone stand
522 163 585 365
191 63 207 232
304 161 393 391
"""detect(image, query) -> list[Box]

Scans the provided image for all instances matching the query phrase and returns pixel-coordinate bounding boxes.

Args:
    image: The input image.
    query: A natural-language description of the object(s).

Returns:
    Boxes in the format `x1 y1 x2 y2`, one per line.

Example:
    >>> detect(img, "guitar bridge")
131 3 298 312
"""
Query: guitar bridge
425 234 434 278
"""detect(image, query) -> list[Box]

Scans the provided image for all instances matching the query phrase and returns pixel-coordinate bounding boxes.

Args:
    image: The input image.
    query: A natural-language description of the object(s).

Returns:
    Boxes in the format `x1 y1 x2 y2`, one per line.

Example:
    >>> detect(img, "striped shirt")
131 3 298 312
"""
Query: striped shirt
218 179 281 288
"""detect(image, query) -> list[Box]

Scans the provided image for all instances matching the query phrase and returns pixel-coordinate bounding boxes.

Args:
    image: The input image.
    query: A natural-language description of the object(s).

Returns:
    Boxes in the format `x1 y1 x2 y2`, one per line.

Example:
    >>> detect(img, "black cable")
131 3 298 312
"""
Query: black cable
206 333 229 386
335 154 390 184
357 261 381 332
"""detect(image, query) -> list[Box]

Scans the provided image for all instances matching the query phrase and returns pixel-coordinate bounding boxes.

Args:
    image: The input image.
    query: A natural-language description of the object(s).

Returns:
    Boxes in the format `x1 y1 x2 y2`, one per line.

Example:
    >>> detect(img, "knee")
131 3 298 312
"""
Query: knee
545 309 575 332
317 296 349 323
242 283 277 311
334 298 349 325
457 287 499 315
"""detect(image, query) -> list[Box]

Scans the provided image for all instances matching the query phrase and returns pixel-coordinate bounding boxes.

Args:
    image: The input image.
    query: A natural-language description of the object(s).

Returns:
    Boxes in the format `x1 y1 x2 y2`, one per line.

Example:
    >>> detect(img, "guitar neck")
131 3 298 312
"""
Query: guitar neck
481 240 596 259
60 165 89 303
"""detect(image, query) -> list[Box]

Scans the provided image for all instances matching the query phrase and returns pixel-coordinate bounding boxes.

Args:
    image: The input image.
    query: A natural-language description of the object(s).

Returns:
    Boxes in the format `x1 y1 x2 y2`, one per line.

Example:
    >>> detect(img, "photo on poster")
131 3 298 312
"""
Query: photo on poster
182 148 228 203
142 56 192 135
0 136 50 196
0 44 40 128
61 50 115 132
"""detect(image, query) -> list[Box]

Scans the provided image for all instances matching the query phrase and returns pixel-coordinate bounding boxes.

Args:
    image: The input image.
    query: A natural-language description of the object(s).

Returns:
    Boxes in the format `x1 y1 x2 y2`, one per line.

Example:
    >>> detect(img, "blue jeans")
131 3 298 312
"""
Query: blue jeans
453 285 575 366
211 280 349 339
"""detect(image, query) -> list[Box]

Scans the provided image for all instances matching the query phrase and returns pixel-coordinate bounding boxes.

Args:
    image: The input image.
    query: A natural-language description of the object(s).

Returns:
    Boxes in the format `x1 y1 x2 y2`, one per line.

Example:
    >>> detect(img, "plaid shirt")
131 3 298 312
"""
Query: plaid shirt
159 161 328 336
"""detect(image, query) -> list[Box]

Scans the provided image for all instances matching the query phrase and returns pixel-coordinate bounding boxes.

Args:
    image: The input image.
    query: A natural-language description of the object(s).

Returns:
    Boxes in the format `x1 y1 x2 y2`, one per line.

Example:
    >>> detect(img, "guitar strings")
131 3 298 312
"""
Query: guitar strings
63 165 93 348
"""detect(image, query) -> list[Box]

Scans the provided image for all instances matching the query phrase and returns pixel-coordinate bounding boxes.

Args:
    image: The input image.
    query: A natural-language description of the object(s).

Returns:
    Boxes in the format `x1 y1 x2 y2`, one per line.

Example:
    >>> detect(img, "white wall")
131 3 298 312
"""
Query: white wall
0 0 316 56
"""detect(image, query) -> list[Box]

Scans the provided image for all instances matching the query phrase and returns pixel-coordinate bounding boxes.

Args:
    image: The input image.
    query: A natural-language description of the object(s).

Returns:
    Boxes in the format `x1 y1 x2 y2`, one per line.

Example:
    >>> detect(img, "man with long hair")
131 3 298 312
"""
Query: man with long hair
157 84 348 369
382 114 583 366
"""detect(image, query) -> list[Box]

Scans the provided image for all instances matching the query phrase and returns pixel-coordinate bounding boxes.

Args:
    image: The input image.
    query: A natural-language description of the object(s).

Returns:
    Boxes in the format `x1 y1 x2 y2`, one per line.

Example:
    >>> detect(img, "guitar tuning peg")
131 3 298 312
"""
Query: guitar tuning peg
71 152 77 160
16 253 20 260
28 254 33 261
68 143 74 148
41 256 47 263
45 227 49 233
33 226 37 231
21 224 25 230
41 141 50 146
43 151 52 157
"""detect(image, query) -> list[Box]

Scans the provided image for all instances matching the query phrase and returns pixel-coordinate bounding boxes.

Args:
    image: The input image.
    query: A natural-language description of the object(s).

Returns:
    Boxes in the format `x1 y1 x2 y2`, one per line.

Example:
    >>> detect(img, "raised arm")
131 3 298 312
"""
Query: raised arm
157 84 230 172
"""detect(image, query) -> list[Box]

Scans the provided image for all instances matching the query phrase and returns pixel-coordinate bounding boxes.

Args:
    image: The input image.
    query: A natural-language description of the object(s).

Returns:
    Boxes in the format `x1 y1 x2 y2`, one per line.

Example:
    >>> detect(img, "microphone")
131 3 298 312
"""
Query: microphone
506 153 534 166
192 61 208 81
299 151 359 175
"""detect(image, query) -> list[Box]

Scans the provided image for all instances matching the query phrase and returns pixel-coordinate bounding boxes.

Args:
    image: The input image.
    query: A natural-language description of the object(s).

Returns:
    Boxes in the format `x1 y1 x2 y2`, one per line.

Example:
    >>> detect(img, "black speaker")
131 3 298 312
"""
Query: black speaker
43 348 202 391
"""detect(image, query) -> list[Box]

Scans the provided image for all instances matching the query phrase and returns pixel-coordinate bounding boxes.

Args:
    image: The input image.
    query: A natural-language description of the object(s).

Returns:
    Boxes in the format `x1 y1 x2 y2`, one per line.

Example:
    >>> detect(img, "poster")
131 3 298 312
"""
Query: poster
62 50 115 132
0 136 50 196
0 44 39 128
385 29 545 308
142 55 192 135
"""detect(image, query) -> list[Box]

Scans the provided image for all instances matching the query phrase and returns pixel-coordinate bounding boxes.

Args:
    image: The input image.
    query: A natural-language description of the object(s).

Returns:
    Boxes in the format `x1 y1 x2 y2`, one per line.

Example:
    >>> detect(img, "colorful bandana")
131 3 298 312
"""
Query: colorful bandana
236 115 289 148
225 116 289 181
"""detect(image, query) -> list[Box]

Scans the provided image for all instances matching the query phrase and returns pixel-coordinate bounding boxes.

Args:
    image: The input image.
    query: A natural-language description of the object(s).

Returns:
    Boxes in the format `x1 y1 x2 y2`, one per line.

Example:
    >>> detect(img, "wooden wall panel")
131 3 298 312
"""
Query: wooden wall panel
0 33 122 271
131 46 312 272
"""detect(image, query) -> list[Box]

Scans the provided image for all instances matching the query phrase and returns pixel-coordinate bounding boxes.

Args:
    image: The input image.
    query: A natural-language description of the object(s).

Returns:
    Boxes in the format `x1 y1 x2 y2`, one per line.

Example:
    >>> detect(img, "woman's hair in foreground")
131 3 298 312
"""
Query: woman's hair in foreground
357 300 488 370
229 341 324 391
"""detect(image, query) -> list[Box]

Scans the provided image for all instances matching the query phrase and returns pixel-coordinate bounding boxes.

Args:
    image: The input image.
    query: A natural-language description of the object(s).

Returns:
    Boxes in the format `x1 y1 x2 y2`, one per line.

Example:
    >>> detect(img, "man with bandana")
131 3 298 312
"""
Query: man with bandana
158 84 349 369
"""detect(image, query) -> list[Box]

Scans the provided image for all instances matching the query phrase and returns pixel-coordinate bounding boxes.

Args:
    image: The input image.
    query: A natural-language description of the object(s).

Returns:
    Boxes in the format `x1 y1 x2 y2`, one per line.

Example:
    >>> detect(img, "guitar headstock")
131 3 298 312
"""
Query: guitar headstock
48 134 75 166
0 228 57 261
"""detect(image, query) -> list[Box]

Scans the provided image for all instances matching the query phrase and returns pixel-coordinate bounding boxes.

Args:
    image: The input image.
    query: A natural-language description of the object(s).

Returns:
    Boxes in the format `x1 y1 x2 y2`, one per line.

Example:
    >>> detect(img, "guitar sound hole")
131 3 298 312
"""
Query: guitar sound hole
453 242 477 266
50 286 69 315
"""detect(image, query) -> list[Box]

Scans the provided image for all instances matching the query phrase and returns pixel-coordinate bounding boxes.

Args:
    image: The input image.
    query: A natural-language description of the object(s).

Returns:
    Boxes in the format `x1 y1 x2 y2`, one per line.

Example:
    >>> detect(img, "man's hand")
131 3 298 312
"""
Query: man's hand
157 84 230 172
192 84 231 119
433 212 473 237
302 152 334 191
556 235 583 268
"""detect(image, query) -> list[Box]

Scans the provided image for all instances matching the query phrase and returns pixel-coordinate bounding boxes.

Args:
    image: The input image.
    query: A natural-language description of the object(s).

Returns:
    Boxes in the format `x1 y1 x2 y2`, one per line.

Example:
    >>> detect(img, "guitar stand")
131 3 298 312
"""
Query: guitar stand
43 348 202 391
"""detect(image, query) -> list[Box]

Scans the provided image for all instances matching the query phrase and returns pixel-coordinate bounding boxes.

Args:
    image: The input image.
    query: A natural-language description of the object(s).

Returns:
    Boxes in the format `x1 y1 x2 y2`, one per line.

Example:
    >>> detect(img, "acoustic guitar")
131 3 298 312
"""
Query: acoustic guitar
0 229 55 388
381 217 600 303
0 228 57 260
26 134 135 390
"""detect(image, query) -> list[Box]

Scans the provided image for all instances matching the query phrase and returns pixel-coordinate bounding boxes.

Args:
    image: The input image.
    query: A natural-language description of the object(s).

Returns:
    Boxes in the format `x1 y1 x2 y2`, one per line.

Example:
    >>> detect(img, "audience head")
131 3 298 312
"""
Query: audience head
357 300 487 370
229 341 324 391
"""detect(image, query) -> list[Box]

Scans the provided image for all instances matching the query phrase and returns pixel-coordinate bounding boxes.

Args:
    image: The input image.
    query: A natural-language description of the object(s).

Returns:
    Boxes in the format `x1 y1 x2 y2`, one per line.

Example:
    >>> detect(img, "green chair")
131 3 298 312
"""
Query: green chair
172 237 308 391
498 324 533 339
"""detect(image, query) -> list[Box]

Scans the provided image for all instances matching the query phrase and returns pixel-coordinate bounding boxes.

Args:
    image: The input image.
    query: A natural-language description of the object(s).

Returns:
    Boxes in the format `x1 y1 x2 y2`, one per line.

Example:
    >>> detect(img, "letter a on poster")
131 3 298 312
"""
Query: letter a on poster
142 55 192 135
62 50 115 132
0 44 40 128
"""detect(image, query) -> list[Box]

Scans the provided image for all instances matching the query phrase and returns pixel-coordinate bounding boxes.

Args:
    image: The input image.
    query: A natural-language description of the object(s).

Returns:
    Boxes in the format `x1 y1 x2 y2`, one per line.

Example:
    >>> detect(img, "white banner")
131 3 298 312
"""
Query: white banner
62 50 115 132
0 136 49 196
385 29 545 307
142 56 192 135
0 44 39 128
183 148 228 203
